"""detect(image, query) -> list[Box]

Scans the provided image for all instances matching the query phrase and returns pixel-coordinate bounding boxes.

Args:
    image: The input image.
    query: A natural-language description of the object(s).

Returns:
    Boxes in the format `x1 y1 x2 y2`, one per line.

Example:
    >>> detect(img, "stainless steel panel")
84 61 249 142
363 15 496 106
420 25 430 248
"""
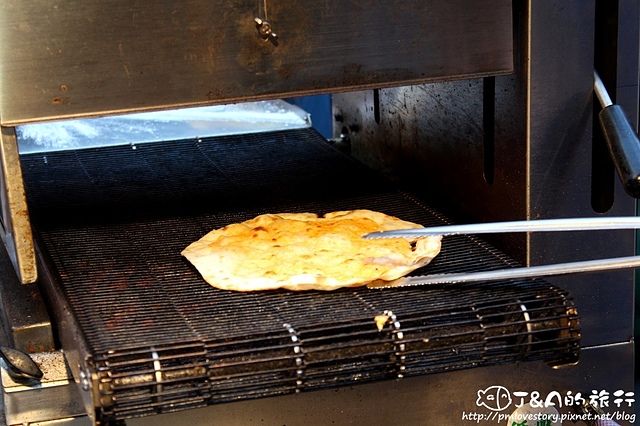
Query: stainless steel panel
0 0 513 125
1 352 90 426
0 128 36 284
332 0 636 348
16 100 311 153
527 1 637 347
0 239 53 352
0 230 55 353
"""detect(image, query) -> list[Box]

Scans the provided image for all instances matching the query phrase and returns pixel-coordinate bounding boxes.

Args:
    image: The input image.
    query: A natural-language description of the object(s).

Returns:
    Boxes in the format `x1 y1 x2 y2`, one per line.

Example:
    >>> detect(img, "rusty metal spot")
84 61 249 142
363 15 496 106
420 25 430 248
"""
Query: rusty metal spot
51 97 69 105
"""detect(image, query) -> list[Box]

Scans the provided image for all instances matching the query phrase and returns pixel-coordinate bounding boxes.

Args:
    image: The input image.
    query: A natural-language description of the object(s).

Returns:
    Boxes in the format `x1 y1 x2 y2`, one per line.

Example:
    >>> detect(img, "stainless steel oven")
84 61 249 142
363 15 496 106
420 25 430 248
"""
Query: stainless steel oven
0 1 637 425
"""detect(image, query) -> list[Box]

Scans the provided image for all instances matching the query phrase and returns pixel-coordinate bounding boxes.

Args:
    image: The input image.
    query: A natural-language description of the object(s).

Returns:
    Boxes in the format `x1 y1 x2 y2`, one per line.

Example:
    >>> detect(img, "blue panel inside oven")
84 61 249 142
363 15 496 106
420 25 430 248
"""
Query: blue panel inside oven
285 95 333 139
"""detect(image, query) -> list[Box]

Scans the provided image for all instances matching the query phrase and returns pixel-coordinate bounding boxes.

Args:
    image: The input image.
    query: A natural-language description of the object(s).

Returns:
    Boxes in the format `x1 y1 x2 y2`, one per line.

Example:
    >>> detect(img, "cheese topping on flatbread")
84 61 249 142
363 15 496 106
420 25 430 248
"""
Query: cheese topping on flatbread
181 209 442 291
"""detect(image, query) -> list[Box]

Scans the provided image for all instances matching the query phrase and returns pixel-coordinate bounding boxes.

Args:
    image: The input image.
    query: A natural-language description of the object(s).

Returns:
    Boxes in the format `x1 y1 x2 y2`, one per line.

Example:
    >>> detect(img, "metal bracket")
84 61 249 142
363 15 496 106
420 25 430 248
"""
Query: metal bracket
0 126 37 284
1 351 91 425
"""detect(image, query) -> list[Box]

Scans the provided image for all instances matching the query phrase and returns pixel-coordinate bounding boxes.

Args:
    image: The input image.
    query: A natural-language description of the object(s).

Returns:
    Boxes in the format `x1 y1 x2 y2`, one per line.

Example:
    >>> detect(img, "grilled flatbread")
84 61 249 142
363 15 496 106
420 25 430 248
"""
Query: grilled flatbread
182 209 442 291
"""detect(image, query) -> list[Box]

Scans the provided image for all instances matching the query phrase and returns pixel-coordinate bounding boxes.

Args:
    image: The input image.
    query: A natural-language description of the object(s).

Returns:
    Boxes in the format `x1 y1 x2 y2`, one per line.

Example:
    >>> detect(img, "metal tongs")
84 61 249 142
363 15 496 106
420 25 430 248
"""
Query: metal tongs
363 217 640 288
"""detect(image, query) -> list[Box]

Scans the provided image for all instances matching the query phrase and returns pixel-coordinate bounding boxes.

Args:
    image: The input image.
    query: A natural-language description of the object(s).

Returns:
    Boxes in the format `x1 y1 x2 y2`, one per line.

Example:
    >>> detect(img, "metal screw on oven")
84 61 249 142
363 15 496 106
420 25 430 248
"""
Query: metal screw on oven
79 366 91 391
254 17 278 42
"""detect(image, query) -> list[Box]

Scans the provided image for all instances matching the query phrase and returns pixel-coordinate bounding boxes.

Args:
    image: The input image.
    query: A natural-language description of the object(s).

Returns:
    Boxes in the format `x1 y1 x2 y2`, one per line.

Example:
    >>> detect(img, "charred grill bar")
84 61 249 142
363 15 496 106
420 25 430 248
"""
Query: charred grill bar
0 1 637 425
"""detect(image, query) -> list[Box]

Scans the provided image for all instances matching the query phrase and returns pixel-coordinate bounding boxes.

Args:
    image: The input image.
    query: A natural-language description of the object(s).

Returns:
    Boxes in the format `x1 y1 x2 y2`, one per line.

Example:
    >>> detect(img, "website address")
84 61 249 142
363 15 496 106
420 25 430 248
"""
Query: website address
462 410 636 424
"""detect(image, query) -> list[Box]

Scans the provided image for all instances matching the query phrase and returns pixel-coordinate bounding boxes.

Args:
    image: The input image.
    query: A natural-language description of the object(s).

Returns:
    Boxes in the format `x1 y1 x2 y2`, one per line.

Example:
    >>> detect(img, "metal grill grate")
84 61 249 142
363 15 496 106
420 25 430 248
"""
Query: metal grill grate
21 129 580 422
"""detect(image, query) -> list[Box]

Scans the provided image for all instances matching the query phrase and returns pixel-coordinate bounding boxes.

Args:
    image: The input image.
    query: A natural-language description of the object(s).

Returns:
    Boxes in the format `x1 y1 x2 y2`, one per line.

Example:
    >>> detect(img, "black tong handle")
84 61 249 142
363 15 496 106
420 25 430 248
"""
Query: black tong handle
0 346 43 381
595 71 640 198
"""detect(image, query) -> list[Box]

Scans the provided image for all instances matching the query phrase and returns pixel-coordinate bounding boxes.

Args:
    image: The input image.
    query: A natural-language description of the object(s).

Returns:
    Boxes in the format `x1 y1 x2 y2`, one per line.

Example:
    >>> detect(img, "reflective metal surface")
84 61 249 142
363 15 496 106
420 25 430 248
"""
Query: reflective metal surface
16 101 311 154
0 347 43 381
0 352 90 426
0 0 513 125
0 237 53 355
367 255 640 287
0 128 36 284
365 217 640 238
332 0 637 349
